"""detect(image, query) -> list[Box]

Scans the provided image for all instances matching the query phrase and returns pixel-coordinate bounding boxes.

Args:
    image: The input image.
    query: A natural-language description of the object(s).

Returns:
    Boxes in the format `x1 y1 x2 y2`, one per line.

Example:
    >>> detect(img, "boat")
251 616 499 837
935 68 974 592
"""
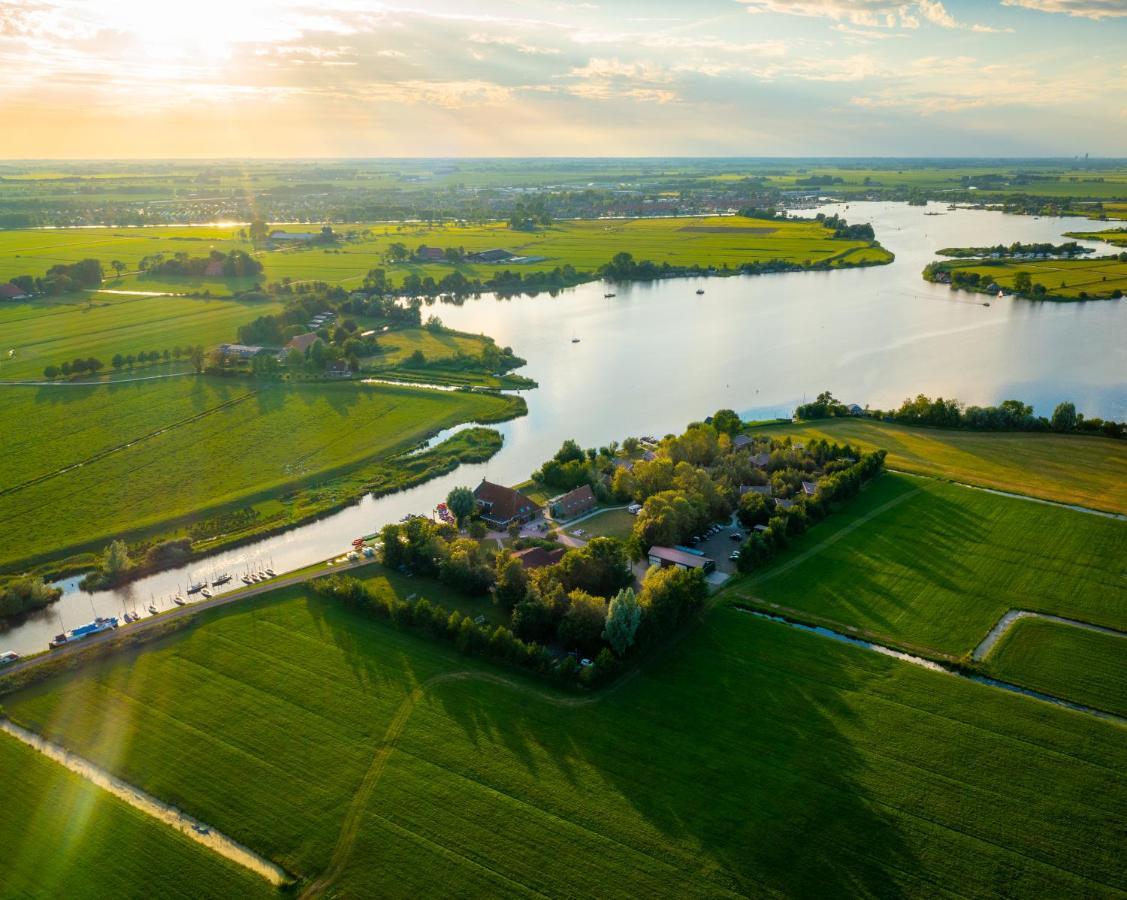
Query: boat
265 568 276 577
49 616 118 649
148 603 159 615
983 302 991 307
571 337 580 343
696 289 705 295
212 573 232 586
200 589 213 599
187 579 205 594
242 575 253 584
603 292 616 298
173 596 186 606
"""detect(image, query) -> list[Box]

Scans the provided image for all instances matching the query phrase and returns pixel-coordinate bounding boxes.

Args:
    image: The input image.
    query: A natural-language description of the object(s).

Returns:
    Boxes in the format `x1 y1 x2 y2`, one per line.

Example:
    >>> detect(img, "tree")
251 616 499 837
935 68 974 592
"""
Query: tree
558 590 607 654
43 365 60 379
493 552 529 612
639 565 707 637
712 409 741 435
737 492 771 529
111 259 126 278
446 487 475 524
102 539 131 579
602 587 641 657
1013 271 1033 294
248 220 270 245
111 353 124 370
1051 401 1077 432
188 346 206 374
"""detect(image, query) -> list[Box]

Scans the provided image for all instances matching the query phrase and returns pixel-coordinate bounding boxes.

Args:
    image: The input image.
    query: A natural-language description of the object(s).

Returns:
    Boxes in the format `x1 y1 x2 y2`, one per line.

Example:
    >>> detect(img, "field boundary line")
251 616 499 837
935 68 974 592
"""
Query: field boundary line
972 609 1127 661
0 718 292 887
0 371 196 387
0 389 259 499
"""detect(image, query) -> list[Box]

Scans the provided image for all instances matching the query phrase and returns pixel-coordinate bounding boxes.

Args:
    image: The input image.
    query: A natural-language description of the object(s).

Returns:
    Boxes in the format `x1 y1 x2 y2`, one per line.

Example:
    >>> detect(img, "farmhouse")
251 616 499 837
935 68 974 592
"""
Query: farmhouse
204 258 225 277
801 481 819 496
731 434 754 451
511 546 566 570
647 545 715 574
549 484 597 520
270 230 317 242
286 332 321 354
416 246 446 261
0 282 30 300
751 451 771 467
325 360 352 379
468 248 513 263
848 404 864 416
474 480 540 527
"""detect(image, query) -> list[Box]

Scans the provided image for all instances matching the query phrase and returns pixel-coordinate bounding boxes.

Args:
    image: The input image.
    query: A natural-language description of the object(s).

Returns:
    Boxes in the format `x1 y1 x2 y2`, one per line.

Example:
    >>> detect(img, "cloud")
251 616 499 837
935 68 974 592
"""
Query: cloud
468 32 561 55
738 0 1002 30
1001 0 1127 18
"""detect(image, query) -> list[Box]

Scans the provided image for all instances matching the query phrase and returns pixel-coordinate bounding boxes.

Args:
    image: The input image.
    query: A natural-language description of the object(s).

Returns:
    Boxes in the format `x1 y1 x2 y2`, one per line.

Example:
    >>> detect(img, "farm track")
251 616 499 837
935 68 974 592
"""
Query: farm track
0 718 292 886
972 609 1127 661
0 388 259 499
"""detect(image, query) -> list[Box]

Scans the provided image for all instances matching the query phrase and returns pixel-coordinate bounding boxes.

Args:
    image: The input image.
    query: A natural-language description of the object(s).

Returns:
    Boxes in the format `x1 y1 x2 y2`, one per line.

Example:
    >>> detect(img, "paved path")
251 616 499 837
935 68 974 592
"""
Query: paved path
972 609 1127 661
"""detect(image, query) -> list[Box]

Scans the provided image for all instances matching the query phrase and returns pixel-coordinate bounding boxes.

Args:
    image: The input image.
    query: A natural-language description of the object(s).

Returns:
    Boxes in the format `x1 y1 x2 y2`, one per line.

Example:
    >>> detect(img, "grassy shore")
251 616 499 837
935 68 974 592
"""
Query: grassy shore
751 418 1127 514
984 617 1126 718
0 377 522 571
926 256 1127 300
725 473 1126 658
1 586 1122 896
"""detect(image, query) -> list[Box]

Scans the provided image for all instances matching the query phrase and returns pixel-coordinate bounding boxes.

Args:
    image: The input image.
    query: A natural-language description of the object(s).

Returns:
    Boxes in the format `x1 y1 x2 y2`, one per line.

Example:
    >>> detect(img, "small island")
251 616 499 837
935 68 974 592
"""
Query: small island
923 248 1127 301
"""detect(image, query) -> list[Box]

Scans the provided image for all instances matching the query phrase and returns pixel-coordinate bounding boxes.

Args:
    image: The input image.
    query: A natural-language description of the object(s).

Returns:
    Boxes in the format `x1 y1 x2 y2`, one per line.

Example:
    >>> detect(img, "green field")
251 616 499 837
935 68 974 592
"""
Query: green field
0 214 891 302
932 256 1127 299
727 473 1127 658
0 731 274 899
2 585 1124 897
1065 228 1127 247
752 418 1127 514
572 506 635 540
985 618 1127 718
0 290 285 381
0 377 521 569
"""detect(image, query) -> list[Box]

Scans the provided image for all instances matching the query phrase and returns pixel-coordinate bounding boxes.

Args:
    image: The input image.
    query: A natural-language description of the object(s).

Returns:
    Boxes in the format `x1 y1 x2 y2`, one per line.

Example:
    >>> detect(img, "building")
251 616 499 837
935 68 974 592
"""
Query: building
848 404 864 416
0 282 30 300
511 546 566 570
416 246 446 261
204 258 225 277
474 480 540 527
286 332 321 354
731 434 754 451
270 230 317 242
325 360 352 378
801 481 819 497
549 484 597 520
775 498 795 511
647 545 715 574
751 451 771 468
218 343 265 360
739 484 772 497
468 248 513 263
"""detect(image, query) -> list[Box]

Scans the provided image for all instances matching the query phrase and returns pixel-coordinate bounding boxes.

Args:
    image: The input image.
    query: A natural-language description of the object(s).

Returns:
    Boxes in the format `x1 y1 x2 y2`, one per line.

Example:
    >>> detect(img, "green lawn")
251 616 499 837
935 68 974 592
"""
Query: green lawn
574 507 636 540
984 617 1127 718
352 562 509 627
932 256 1127 299
752 418 1127 514
726 473 1127 657
0 377 521 569
1065 228 1127 248
1 587 1123 897
0 731 275 899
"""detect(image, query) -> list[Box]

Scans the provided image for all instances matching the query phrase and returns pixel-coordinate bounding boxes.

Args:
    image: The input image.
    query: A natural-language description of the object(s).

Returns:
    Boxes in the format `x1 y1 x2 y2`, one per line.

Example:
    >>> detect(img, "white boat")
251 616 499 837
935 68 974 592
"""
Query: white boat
265 568 276 577
148 604 159 615
173 596 186 606
200 589 212 599
49 616 118 649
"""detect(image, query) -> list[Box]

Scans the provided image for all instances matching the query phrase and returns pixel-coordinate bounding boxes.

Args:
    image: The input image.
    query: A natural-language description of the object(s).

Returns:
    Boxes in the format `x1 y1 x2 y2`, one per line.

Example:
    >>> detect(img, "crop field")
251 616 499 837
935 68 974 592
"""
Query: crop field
0 290 284 381
728 473 1127 657
1065 228 1127 247
0 215 891 300
1 587 1123 897
752 418 1127 514
362 326 493 369
984 618 1127 718
936 256 1127 299
0 378 520 569
0 732 274 899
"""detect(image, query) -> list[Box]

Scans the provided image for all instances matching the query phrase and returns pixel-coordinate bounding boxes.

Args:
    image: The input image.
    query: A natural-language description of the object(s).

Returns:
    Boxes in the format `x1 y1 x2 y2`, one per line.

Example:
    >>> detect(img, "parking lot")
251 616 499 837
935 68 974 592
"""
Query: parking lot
687 514 744 574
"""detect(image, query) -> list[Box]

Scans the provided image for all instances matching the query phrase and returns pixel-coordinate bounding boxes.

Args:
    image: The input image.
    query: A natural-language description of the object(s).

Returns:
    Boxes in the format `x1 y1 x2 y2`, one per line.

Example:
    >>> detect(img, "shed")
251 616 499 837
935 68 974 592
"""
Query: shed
647 546 715 574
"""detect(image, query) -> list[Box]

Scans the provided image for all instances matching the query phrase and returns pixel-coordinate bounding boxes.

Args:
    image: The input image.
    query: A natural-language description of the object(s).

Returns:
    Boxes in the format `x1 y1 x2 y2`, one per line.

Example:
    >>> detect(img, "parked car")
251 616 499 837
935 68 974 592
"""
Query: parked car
730 532 743 541
579 658 594 668
729 551 741 561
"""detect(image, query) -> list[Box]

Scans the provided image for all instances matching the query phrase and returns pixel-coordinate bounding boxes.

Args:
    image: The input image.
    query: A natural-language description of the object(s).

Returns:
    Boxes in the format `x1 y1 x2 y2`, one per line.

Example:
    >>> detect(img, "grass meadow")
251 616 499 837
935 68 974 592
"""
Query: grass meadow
727 473 1127 658
0 731 274 899
752 418 1127 514
572 506 636 540
937 256 1127 299
985 618 1127 718
1 586 1123 897
0 377 520 569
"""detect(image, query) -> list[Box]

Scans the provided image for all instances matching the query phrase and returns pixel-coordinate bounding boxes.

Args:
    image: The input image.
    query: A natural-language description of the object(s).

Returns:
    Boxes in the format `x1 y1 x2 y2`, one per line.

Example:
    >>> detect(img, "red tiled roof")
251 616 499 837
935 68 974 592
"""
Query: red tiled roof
204 259 225 277
551 484 596 518
0 282 28 298
474 479 539 524
286 332 321 353
511 546 565 570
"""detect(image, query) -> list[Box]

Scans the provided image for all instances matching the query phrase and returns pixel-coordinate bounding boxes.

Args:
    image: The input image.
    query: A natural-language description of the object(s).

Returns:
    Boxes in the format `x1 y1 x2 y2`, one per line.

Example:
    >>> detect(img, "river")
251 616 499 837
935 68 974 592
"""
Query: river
3 201 1124 656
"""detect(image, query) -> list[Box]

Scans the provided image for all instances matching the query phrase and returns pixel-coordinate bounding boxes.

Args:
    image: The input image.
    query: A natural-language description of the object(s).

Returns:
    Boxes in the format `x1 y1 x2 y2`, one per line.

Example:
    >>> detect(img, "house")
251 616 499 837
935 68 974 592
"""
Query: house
270 230 317 242
647 545 715 574
731 434 754 451
753 524 769 533
204 258 225 277
325 360 351 378
739 484 772 497
848 404 864 416
0 282 30 300
775 498 795 511
751 451 771 468
641 450 657 462
474 479 540 527
612 458 634 472
286 332 321 354
511 546 566 570
218 343 264 361
416 246 446 262
801 481 819 497
468 248 513 263
549 484 597 520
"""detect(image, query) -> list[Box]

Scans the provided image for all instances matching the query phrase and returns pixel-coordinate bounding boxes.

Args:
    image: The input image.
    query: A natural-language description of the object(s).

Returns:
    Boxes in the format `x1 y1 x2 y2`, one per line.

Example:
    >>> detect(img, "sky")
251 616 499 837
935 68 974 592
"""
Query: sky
0 0 1124 158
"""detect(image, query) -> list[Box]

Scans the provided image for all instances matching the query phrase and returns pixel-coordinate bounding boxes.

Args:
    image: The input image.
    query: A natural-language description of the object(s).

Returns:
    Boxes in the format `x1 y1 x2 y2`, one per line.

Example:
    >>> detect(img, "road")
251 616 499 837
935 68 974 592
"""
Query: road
1 557 369 680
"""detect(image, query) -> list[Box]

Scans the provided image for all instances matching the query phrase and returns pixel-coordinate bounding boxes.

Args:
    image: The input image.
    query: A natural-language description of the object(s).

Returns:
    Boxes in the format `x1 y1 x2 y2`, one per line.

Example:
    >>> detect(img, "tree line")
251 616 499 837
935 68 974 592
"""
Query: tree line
42 345 205 379
7 258 102 297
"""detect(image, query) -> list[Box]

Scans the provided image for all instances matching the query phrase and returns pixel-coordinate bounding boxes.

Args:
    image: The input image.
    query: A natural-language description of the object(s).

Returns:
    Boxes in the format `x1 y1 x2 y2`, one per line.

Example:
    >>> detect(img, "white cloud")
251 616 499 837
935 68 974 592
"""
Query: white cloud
739 0 1001 30
1001 0 1127 18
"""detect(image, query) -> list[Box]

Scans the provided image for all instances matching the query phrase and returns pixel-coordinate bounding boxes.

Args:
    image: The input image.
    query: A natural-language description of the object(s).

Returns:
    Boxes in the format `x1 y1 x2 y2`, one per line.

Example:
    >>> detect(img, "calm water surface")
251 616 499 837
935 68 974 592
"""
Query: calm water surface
5 202 1124 655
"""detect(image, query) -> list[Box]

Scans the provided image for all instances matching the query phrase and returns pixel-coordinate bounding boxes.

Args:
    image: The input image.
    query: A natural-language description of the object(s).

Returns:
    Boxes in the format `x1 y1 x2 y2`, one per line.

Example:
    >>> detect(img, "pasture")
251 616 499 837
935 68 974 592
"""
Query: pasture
984 618 1127 718
0 731 274 899
1065 228 1127 247
0 378 521 569
751 418 1127 514
935 256 1127 299
727 473 1127 658
0 214 892 302
2 586 1123 897
572 507 636 540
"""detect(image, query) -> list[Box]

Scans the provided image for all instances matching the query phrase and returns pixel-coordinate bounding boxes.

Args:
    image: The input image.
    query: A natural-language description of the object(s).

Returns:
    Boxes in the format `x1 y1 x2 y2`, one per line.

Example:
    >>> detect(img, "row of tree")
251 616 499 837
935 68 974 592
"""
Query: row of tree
8 258 102 297
876 394 1125 439
42 345 206 380
141 250 262 278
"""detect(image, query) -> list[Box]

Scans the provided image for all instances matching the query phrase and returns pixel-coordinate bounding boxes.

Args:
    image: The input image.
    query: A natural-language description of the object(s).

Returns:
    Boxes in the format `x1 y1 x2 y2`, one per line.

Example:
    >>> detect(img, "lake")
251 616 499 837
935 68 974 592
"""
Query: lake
4 201 1124 656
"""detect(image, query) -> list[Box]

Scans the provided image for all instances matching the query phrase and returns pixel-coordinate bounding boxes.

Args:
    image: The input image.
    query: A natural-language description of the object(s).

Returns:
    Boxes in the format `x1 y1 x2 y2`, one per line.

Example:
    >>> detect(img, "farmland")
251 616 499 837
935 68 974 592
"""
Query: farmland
926 255 1127 300
0 731 274 899
984 618 1127 718
0 378 522 570
1065 227 1127 247
2 586 1124 897
0 214 892 302
752 417 1127 514
727 473 1127 658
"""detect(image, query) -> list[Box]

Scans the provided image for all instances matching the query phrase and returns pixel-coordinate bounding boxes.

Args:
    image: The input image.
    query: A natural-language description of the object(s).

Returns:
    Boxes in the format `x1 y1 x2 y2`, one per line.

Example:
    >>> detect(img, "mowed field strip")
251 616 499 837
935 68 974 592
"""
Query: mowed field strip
2 588 1122 897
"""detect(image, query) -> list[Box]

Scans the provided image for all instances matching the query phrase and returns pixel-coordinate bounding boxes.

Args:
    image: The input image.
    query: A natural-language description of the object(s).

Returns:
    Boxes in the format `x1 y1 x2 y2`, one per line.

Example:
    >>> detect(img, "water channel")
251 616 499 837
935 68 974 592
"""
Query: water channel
4 201 1125 656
